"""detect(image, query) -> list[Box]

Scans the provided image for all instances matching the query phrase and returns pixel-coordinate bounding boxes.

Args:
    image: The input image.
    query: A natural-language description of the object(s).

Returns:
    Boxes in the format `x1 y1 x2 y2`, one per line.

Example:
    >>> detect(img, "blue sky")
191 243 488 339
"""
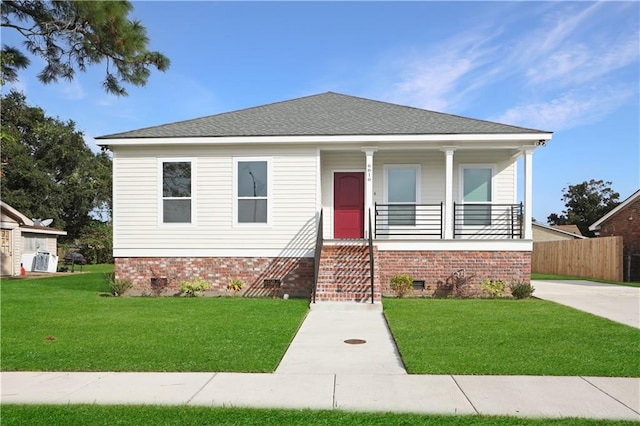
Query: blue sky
2 1 638 223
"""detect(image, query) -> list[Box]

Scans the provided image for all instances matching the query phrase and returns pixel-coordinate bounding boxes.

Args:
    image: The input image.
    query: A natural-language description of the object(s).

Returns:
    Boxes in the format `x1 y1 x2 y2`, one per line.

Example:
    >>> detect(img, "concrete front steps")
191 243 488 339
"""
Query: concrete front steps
314 242 381 303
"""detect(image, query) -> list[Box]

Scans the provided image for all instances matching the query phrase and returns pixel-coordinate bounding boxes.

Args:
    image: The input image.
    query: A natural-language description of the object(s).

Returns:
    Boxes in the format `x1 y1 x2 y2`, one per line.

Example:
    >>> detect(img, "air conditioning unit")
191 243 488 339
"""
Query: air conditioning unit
32 251 51 272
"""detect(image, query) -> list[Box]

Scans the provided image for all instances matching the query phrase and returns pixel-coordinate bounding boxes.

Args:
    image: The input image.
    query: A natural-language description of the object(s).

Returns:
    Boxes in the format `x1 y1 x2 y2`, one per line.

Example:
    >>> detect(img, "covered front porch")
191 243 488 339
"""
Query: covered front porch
319 144 538 243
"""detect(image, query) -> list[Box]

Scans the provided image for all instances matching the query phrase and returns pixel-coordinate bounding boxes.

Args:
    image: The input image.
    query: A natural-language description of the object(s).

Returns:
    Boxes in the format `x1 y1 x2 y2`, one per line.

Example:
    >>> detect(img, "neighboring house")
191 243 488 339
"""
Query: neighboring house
0 201 67 276
589 189 640 281
96 92 552 301
533 222 585 242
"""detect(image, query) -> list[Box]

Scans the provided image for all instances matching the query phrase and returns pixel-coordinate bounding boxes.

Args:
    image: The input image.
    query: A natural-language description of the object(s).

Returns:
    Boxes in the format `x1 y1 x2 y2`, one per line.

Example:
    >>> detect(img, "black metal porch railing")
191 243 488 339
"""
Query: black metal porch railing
312 209 323 304
453 202 523 239
374 202 443 238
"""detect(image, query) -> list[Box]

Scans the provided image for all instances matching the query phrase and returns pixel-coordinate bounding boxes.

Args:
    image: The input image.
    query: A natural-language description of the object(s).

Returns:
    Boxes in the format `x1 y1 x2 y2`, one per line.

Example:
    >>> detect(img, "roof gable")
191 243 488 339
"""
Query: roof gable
589 189 640 231
0 201 67 235
1 201 34 226
97 92 550 140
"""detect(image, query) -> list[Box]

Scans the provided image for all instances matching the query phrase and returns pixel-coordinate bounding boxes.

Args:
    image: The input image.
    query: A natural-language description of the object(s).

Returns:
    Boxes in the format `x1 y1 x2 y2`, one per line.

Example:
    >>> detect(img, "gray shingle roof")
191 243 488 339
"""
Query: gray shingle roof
97 92 549 139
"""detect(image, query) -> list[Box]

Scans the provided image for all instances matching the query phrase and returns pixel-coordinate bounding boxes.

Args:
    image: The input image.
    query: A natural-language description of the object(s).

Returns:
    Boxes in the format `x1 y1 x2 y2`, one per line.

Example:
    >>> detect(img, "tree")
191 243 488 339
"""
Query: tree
1 1 169 95
0 90 112 241
547 179 620 237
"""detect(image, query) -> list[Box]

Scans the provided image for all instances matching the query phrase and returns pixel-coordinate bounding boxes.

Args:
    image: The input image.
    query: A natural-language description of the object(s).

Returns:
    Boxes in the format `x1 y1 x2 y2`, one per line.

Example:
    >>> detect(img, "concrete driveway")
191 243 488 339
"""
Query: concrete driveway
532 280 640 329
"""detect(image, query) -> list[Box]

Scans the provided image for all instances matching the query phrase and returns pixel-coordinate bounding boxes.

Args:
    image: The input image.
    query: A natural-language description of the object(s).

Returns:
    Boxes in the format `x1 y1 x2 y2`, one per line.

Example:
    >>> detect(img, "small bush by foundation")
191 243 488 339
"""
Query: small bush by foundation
180 277 211 297
390 274 414 298
510 281 535 299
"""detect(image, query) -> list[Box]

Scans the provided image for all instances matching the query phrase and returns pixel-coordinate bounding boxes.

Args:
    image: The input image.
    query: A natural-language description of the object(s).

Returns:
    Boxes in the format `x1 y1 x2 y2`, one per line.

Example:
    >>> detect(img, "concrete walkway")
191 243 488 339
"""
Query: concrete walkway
532 280 640 329
2 299 639 420
276 302 406 375
2 371 638 420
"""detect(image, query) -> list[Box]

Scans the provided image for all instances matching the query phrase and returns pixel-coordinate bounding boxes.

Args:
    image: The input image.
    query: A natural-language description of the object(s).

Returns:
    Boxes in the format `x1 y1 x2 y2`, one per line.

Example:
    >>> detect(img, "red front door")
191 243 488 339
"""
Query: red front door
334 172 364 238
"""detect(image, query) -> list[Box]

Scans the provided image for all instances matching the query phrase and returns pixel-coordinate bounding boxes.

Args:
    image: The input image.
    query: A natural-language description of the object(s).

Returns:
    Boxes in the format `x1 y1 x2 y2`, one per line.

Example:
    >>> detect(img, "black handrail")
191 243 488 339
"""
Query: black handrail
312 209 323 304
368 208 374 304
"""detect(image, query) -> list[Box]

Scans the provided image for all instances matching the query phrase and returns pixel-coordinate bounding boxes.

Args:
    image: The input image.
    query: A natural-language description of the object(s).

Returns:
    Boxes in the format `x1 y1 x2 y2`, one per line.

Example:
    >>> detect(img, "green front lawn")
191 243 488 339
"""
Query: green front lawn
0 271 309 372
3 269 639 376
384 298 640 377
2 405 635 426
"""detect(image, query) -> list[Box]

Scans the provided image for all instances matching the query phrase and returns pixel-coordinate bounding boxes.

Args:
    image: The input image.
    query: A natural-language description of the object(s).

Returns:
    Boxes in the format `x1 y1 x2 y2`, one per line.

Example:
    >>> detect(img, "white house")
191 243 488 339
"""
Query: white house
1 201 67 275
96 92 552 301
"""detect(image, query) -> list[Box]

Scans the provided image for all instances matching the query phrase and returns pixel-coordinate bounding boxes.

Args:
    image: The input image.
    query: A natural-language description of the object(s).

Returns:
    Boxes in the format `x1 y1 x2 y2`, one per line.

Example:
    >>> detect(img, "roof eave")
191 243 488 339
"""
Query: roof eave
21 226 67 236
532 222 587 239
96 132 553 147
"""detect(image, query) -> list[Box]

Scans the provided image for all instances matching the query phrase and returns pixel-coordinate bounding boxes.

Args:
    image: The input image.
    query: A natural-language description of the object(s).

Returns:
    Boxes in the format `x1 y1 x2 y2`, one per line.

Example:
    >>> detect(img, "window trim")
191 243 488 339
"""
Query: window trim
158 158 196 226
458 164 495 227
233 157 272 227
383 164 421 227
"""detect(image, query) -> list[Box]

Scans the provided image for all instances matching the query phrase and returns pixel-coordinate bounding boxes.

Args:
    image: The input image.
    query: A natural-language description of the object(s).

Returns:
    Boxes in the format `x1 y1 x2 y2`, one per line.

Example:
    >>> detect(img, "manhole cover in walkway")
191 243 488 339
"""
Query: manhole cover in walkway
344 339 367 345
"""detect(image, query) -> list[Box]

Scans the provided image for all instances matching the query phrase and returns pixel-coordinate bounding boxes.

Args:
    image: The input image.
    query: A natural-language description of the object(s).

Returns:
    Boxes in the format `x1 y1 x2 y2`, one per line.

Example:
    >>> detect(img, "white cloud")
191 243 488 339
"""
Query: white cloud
494 87 635 131
379 1 638 133
383 29 501 111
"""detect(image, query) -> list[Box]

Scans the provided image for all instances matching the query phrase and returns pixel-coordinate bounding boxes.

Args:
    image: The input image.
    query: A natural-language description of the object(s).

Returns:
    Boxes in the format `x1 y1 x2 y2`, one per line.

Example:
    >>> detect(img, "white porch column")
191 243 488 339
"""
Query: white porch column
362 147 377 237
441 147 457 239
523 148 534 240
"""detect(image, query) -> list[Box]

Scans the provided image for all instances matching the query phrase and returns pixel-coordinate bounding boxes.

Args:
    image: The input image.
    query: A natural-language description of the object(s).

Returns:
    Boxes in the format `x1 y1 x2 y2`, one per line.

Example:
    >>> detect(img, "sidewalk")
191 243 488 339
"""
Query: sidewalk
1 301 639 421
2 371 638 420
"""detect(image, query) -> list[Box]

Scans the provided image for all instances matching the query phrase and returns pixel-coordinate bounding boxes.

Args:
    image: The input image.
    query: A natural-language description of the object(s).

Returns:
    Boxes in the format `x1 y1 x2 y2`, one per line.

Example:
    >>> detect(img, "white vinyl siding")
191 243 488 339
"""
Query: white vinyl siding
112 145 318 256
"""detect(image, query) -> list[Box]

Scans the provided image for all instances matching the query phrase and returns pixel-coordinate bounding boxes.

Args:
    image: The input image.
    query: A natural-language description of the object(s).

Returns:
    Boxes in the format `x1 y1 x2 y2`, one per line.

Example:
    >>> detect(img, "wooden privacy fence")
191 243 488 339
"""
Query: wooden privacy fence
533 236 623 282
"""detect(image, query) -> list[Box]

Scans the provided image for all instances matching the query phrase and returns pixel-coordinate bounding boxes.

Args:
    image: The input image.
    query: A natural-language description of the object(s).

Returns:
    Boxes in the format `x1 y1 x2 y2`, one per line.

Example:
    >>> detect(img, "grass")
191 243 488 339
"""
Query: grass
3 266 639 376
0 269 309 372
384 298 640 377
2 405 636 426
531 273 640 288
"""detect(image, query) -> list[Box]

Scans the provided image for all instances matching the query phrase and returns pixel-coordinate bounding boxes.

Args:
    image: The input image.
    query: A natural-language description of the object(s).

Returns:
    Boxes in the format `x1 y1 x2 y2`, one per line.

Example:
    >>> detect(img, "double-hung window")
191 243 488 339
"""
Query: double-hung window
161 160 193 224
385 165 419 226
461 166 493 226
236 159 269 224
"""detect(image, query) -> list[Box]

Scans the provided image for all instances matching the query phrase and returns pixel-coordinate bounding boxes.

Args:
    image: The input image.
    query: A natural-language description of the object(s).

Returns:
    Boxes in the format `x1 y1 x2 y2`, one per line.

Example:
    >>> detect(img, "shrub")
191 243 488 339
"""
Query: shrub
227 279 244 296
510 281 535 299
105 272 132 297
390 274 414 298
480 279 506 298
180 277 211 297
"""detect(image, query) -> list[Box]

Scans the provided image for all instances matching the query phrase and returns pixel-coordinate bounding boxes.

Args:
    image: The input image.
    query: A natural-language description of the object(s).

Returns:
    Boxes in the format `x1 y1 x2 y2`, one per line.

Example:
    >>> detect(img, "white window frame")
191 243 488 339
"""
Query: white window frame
233 157 272 227
458 164 495 227
383 164 421 227
158 158 196 226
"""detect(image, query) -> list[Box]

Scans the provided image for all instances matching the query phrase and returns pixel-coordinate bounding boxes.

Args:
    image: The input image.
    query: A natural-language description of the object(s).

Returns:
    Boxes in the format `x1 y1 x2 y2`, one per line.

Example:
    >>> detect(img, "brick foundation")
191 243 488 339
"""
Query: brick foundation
377 250 531 297
115 257 314 298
